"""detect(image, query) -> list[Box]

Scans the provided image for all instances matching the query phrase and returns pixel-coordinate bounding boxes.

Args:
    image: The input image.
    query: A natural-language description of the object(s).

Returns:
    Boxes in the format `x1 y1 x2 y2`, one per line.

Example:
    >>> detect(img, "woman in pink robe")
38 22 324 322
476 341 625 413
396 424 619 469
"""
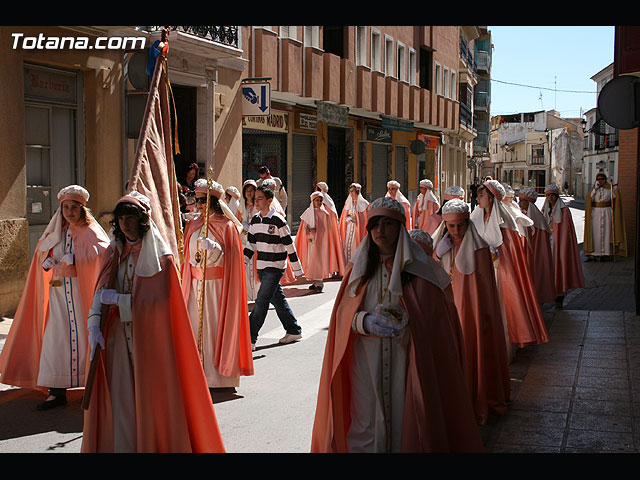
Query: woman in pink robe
412 179 439 231
295 192 346 291
311 197 483 453
339 183 369 262
82 191 225 453
470 180 549 352
518 187 556 304
0 185 109 410
386 180 412 230
432 199 510 425
542 184 585 308
181 179 254 390
424 185 465 235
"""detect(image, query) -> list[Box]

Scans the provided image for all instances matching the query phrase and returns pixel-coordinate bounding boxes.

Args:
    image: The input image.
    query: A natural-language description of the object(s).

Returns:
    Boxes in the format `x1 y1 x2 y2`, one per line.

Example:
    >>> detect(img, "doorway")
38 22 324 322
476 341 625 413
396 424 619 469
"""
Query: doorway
327 126 347 212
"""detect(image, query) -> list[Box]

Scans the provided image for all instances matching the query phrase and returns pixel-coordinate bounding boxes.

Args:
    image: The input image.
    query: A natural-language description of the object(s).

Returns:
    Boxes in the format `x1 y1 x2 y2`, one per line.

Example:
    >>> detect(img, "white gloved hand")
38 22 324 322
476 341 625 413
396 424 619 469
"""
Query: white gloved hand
198 237 221 251
42 257 57 271
60 253 74 265
363 312 403 338
100 289 120 305
435 235 453 259
88 326 105 360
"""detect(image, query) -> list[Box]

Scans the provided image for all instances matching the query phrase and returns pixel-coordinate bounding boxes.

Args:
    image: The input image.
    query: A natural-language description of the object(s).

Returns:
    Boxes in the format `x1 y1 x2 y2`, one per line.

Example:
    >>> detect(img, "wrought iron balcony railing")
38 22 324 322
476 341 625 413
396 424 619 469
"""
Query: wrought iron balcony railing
142 26 240 49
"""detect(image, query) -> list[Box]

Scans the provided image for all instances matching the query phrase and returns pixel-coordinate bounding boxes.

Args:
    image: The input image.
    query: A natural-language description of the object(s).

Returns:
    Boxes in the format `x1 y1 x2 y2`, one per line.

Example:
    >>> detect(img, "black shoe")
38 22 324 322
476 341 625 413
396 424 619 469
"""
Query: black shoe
36 395 67 411
584 256 593 262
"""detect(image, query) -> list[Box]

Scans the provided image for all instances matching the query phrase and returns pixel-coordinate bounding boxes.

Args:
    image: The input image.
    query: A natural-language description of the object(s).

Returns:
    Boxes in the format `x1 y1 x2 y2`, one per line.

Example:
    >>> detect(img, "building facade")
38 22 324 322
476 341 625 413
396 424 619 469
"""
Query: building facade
0 25 245 315
490 110 585 194
583 63 619 201
0 25 489 315
243 26 489 227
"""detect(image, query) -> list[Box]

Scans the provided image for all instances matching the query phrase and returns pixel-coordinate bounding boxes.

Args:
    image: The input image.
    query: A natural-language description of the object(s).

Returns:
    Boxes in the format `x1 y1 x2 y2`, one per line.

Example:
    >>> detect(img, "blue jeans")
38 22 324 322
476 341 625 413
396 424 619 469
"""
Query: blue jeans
250 268 302 344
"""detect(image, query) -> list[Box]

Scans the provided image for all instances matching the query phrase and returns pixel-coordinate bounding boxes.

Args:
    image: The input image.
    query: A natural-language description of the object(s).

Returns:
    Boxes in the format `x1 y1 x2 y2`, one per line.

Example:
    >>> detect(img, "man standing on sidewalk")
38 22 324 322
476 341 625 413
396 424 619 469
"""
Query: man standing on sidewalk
244 185 303 350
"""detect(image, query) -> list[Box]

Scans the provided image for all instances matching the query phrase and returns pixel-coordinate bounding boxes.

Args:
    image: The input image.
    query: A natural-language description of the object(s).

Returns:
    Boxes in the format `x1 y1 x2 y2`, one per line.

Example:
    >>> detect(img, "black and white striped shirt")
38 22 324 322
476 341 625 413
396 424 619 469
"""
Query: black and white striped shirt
244 208 304 275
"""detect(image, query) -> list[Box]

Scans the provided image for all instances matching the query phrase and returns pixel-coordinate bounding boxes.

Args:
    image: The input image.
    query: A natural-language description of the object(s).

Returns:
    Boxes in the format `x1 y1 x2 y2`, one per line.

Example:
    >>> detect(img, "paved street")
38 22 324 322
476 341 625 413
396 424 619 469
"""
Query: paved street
1 196 639 453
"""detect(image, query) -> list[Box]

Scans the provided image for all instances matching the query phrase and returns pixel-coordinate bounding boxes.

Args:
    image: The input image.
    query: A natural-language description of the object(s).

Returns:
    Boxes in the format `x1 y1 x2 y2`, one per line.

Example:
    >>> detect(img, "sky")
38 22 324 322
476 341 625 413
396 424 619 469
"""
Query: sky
487 26 615 119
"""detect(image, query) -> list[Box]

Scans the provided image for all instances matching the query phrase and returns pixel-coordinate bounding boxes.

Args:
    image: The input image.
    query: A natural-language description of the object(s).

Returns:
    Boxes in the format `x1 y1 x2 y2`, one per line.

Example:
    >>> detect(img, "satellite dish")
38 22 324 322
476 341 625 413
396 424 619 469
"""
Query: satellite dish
597 74 640 130
410 139 426 155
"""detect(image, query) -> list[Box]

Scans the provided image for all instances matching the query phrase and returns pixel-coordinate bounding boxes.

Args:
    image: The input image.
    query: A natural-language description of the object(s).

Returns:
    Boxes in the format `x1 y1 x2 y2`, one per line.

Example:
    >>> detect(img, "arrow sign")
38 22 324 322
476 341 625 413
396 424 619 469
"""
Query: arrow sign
242 81 270 116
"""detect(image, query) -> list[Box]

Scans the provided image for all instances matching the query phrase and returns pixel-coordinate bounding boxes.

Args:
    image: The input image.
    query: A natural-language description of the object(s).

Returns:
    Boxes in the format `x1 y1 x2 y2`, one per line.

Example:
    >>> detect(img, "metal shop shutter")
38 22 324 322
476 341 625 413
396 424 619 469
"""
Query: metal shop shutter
371 143 389 201
291 133 315 234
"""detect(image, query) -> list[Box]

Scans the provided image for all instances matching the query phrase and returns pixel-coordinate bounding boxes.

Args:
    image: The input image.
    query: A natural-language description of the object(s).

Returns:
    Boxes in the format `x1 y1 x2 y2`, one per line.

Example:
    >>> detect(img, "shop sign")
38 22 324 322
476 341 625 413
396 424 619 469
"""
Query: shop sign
381 115 414 132
417 134 439 150
317 101 348 126
366 125 392 144
242 110 289 133
299 113 317 130
24 66 77 105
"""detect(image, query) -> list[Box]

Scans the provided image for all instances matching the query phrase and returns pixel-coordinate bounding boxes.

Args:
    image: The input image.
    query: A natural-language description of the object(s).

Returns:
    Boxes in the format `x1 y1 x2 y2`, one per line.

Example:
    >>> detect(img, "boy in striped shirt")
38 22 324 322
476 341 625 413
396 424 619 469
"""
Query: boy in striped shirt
244 185 303 350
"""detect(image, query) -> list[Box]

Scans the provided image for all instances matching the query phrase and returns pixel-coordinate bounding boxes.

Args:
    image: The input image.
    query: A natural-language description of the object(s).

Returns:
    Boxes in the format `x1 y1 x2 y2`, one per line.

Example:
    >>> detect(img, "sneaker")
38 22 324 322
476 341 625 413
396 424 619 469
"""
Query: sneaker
279 333 302 344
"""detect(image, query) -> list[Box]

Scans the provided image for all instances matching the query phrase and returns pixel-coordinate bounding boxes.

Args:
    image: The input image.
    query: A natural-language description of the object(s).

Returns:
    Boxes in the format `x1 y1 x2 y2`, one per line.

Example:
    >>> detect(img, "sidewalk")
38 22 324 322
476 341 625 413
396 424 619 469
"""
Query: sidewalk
479 253 640 453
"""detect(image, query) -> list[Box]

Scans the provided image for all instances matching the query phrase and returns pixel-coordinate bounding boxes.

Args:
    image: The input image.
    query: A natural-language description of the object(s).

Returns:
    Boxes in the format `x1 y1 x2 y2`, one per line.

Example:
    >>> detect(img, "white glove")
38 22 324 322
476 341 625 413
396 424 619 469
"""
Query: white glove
100 289 120 305
198 237 221 251
363 312 403 338
60 253 74 265
435 235 453 259
42 257 57 271
88 325 105 360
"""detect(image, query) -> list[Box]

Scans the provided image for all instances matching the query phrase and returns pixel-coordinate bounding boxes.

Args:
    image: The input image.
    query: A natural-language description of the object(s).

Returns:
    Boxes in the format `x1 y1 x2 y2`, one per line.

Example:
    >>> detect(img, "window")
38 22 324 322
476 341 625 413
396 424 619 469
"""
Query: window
443 67 449 97
435 62 442 95
323 26 344 58
304 26 320 48
419 48 432 90
371 29 382 72
409 48 416 85
280 26 297 40
397 42 406 82
355 26 367 66
450 71 456 100
385 36 394 77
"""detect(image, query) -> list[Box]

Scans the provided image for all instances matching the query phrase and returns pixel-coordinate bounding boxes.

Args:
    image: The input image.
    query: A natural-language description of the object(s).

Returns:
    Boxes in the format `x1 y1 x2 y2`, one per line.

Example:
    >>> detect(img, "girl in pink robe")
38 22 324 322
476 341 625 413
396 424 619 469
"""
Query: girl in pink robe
542 184 585 308
518 187 556 304
412 179 439 231
432 199 511 425
295 192 346 291
339 183 369 262
386 180 412 230
0 185 109 410
471 180 549 353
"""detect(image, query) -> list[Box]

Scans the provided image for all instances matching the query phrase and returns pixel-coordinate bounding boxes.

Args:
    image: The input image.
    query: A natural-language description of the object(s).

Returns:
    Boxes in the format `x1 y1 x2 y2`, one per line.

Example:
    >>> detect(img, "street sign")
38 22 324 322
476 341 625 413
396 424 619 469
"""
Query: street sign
241 81 270 116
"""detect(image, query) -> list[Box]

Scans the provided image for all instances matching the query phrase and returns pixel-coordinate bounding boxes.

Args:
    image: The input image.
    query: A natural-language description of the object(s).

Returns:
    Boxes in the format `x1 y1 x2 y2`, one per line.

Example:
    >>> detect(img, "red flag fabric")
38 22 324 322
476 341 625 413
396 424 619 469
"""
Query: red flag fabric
127 42 183 264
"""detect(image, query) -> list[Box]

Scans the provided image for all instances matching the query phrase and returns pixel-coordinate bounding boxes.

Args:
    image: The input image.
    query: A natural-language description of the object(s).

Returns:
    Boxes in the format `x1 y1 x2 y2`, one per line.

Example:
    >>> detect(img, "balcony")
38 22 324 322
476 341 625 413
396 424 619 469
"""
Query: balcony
475 91 489 112
143 26 240 49
459 37 478 80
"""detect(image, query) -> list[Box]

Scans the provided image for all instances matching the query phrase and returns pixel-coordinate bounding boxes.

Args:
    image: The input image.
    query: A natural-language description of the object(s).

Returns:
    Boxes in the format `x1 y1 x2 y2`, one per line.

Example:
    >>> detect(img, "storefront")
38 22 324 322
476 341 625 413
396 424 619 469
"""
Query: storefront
242 108 289 192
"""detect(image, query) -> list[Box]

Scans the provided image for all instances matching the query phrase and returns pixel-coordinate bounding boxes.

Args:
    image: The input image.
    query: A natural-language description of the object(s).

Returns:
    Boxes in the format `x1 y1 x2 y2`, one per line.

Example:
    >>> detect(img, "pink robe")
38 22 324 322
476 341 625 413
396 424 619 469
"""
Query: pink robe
295 206 346 281
550 206 586 295
412 194 439 231
311 262 484 453
81 244 225 453
339 199 368 260
526 222 556 304
425 212 442 235
498 227 550 347
432 221 511 425
0 219 109 393
181 213 254 379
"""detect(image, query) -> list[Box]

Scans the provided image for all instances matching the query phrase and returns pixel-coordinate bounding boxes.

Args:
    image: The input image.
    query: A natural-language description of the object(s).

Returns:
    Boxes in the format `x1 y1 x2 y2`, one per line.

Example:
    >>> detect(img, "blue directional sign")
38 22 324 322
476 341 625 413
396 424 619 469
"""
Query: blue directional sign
241 82 270 116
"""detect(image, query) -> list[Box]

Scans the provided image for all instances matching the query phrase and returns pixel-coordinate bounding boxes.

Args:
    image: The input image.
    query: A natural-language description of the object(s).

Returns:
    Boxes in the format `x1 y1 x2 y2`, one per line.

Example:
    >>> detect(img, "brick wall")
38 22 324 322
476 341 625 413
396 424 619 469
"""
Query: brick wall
617 127 638 254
